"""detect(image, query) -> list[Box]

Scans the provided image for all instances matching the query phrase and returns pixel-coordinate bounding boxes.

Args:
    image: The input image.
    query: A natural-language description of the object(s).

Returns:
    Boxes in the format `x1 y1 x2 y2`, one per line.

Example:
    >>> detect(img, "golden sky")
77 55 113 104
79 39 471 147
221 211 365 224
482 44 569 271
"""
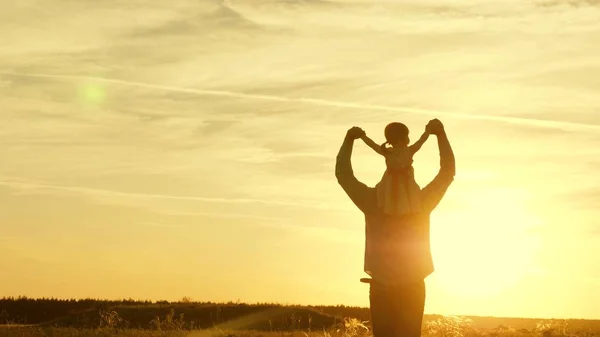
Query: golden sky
1 0 599 320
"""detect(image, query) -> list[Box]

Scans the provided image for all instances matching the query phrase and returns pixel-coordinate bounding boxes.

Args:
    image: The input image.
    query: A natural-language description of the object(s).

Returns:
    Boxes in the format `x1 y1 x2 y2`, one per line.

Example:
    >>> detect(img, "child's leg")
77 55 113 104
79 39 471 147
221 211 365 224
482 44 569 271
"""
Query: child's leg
403 168 421 213
377 169 414 215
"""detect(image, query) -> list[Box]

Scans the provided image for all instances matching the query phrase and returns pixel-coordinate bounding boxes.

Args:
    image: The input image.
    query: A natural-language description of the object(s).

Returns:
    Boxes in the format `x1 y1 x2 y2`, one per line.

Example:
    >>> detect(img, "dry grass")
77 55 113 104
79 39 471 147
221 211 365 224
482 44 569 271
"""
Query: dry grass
1 313 599 337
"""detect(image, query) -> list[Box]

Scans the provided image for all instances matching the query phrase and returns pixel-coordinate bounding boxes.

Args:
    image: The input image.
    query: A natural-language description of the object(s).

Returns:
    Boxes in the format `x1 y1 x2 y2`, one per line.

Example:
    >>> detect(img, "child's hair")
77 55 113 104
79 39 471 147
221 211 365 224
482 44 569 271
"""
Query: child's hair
380 122 409 152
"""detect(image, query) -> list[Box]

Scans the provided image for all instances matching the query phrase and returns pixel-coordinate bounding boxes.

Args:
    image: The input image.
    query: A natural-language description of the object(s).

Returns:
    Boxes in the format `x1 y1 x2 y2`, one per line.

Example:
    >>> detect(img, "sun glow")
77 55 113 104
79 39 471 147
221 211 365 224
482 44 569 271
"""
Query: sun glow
431 187 543 297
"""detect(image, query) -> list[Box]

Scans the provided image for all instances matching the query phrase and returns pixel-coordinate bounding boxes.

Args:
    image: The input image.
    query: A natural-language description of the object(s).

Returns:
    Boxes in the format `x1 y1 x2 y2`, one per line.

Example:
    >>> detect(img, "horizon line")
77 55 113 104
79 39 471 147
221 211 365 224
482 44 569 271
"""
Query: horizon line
1 296 598 322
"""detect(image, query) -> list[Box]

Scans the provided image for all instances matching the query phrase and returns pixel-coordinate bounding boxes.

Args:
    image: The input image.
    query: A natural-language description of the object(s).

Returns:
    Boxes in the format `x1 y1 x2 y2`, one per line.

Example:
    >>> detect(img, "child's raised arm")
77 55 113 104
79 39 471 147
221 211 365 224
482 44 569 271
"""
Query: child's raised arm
408 129 430 155
361 134 385 155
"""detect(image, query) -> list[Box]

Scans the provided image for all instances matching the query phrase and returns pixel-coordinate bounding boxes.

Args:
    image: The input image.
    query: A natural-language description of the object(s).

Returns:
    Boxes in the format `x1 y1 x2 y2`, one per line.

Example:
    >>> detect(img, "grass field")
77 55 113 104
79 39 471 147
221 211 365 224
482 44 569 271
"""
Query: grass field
1 313 599 337
1 298 599 337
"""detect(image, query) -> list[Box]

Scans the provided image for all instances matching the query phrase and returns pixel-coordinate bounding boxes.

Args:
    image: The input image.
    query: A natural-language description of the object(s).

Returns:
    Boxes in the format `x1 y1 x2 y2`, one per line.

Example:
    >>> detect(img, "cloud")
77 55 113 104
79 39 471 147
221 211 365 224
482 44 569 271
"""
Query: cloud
536 0 600 7
3 71 599 134
126 2 264 40
587 225 600 236
558 187 600 210
0 177 331 210
196 119 241 137
157 210 281 222
135 221 181 229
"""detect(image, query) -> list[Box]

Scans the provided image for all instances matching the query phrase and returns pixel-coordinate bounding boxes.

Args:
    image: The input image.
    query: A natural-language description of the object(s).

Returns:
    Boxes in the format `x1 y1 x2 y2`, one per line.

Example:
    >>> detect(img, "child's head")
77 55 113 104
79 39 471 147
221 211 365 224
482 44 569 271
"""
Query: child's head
382 122 410 148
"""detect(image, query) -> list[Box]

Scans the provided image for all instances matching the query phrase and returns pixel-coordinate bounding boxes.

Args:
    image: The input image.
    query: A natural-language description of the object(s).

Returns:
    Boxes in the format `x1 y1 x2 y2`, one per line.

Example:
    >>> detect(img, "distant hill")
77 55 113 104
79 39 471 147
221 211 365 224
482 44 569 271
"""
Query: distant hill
1 297 599 332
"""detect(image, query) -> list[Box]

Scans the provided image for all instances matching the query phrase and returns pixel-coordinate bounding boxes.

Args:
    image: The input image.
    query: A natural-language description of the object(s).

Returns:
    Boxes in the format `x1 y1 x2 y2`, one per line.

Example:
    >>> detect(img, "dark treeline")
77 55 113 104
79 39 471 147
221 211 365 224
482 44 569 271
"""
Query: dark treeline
0 297 345 329
2 297 600 332
0 296 151 324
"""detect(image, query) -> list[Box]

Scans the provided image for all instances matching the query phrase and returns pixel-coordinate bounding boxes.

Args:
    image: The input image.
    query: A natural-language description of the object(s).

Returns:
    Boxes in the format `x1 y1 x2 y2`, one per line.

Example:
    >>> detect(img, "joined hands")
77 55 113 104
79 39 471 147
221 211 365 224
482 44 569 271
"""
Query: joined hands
426 119 445 136
346 126 366 140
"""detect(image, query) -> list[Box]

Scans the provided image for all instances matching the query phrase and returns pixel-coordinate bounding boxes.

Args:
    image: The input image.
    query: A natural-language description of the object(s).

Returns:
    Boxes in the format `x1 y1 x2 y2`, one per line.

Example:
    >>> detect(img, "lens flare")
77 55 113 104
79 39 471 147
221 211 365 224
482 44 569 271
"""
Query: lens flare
79 82 106 105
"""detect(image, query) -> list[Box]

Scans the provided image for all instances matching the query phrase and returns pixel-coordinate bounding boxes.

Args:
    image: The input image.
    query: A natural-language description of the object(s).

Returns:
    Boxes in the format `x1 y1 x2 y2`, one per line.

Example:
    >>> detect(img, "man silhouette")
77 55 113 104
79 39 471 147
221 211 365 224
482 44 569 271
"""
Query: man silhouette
335 119 455 337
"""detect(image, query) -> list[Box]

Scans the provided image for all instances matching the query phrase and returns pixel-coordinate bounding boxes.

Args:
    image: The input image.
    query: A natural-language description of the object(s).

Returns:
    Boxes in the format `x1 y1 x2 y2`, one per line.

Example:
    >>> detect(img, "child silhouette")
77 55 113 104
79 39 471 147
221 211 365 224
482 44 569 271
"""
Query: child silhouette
361 122 430 215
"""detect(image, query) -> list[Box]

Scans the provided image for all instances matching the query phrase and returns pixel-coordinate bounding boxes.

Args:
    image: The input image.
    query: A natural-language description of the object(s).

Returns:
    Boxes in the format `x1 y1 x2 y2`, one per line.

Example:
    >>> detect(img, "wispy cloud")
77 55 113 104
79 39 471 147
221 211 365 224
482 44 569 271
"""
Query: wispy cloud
157 210 282 222
0 177 336 210
2 0 600 318
557 187 600 210
3 71 599 133
135 221 181 229
536 0 600 8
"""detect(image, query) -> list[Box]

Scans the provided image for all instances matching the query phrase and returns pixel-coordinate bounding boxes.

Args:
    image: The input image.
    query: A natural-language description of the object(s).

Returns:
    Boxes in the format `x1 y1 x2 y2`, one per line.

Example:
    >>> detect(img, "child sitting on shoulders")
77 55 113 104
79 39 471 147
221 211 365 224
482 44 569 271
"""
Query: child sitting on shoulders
361 122 430 215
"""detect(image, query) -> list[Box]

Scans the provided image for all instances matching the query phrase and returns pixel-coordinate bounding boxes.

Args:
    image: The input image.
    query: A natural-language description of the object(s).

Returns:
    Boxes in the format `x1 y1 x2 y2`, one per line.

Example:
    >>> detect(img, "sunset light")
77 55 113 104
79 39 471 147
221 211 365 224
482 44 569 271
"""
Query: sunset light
1 0 599 332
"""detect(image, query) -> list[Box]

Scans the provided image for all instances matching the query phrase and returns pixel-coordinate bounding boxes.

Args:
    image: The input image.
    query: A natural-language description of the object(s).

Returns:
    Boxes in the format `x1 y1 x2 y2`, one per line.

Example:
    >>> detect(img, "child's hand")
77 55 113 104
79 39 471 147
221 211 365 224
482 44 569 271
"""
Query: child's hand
425 122 433 135
426 119 444 135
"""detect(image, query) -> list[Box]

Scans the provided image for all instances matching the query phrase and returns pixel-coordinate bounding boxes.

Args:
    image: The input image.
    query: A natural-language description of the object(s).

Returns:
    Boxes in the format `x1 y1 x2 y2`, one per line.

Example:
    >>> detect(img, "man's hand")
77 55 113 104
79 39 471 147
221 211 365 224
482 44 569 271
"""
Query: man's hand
426 119 445 136
346 126 365 140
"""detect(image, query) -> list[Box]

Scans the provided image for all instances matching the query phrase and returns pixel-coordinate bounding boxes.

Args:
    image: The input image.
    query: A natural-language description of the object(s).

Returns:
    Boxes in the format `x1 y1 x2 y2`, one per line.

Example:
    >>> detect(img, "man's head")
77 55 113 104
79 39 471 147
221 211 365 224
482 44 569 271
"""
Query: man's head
384 122 410 147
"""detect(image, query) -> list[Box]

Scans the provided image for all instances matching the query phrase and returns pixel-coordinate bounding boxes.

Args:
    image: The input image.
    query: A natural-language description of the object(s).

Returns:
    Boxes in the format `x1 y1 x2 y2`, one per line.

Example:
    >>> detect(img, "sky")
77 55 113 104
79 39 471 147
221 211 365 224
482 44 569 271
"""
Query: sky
1 0 599 320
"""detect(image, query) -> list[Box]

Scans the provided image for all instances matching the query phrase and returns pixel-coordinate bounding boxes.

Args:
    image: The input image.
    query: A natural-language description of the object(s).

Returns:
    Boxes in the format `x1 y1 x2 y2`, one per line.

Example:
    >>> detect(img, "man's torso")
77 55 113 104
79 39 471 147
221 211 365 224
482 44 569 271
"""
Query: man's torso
362 188 434 285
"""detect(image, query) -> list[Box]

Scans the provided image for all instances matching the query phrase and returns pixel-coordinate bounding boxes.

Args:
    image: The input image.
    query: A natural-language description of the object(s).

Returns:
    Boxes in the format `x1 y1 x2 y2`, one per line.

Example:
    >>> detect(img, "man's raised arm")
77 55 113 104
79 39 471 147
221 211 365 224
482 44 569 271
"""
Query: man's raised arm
335 127 374 213
436 125 455 179
421 119 456 212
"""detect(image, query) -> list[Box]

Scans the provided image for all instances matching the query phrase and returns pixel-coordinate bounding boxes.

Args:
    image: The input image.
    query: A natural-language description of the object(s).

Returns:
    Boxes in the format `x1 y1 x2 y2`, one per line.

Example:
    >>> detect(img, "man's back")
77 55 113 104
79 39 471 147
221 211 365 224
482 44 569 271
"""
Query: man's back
335 121 455 284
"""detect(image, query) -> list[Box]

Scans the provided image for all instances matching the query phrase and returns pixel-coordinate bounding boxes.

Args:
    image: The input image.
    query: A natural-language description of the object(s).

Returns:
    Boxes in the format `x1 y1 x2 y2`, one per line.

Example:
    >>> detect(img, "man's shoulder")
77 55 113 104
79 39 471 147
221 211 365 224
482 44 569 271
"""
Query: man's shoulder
420 174 454 212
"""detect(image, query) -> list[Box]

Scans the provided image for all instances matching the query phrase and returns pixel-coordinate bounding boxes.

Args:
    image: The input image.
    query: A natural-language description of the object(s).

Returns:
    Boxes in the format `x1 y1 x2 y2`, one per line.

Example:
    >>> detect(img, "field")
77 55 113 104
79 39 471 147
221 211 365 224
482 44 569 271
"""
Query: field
1 298 600 337
2 318 600 337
